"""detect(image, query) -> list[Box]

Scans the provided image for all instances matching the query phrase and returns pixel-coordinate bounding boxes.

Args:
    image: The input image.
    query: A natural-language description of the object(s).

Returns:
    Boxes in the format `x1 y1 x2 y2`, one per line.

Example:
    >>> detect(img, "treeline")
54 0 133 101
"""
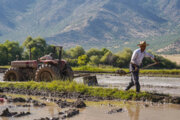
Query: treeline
0 36 178 69
64 46 178 69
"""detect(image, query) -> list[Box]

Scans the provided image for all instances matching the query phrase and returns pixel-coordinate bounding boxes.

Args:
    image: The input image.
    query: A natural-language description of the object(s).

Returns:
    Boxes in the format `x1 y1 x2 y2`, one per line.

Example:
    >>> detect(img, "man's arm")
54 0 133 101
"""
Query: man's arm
145 52 159 65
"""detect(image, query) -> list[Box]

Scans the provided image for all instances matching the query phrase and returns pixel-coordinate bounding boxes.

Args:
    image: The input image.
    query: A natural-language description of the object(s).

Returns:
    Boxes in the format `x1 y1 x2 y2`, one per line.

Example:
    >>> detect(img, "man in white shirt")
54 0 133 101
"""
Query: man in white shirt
125 41 158 92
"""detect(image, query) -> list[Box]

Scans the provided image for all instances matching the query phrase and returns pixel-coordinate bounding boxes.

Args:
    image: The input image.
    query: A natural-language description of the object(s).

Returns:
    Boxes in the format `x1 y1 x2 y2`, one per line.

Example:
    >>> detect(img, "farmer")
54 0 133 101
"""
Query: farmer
40 53 54 60
125 41 158 92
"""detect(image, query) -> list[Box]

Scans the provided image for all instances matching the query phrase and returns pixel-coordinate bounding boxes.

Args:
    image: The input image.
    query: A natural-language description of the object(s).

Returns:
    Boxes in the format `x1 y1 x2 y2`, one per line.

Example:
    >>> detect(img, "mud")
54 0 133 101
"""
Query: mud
0 93 180 120
1 85 180 105
107 108 123 114
0 94 84 120
56 99 86 108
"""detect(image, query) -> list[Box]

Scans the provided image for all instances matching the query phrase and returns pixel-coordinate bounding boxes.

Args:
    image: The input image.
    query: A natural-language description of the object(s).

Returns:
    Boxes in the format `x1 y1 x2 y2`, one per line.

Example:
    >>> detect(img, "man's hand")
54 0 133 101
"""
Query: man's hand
131 62 139 72
134 66 138 71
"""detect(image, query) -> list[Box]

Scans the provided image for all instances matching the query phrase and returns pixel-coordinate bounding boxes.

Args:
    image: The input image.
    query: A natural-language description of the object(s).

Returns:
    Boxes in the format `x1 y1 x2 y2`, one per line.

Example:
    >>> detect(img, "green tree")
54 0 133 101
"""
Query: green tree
101 48 110 55
66 46 85 58
86 48 103 58
115 48 132 67
78 55 88 65
143 55 177 69
22 36 47 59
66 59 78 67
100 51 116 65
4 40 23 63
0 44 8 65
89 55 100 65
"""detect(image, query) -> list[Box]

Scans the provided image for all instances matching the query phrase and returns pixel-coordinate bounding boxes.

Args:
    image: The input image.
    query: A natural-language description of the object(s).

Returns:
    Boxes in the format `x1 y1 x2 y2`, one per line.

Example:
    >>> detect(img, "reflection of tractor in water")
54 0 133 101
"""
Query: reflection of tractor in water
3 46 73 81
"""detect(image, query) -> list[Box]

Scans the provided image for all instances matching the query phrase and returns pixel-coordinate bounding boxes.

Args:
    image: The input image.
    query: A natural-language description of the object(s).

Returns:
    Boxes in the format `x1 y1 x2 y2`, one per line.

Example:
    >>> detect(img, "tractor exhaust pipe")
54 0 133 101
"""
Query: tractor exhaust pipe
58 46 63 61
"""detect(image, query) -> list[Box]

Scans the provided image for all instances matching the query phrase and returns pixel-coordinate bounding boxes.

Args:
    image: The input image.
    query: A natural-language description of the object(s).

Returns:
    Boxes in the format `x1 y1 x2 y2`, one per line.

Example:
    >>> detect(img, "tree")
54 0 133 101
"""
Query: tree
22 36 47 59
100 51 116 65
101 48 110 55
89 55 100 65
86 48 103 58
66 46 85 59
4 40 23 63
0 44 8 65
78 55 88 65
115 48 132 67
66 58 78 67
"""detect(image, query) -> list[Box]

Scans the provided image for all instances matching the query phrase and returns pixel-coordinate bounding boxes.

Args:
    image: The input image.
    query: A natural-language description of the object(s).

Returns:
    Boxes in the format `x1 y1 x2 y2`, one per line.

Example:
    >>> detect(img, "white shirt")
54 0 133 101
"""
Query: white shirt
131 48 154 66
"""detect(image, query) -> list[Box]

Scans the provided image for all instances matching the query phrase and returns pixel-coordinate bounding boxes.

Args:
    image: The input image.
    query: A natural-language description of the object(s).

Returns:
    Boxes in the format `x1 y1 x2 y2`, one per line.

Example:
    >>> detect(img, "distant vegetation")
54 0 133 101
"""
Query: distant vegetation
0 36 179 69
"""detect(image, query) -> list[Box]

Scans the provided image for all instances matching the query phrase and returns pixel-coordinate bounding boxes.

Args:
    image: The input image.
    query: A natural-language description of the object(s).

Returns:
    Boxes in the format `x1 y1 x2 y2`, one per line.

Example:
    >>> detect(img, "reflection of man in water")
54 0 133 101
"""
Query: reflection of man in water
126 103 140 120
40 53 53 60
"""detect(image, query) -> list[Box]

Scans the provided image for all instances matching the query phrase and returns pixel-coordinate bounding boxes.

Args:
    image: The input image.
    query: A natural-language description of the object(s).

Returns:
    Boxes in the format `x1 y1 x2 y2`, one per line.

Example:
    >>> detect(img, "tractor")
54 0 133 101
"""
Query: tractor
3 46 73 82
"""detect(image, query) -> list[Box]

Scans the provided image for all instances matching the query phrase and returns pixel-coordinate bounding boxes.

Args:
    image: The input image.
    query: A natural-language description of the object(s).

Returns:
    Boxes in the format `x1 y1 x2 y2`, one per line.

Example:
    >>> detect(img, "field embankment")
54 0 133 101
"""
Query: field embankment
1 65 180 77
0 81 180 104
73 66 180 77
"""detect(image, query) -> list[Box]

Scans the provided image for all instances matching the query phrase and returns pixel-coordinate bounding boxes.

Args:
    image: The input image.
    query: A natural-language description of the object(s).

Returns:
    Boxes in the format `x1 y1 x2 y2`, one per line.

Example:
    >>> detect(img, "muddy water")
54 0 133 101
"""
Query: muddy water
74 74 180 96
0 94 180 120
72 102 180 120
0 95 61 120
0 73 180 120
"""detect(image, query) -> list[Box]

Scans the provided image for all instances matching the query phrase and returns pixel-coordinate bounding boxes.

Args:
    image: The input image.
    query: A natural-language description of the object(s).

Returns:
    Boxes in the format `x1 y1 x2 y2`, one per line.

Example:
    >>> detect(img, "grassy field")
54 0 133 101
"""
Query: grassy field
161 54 180 65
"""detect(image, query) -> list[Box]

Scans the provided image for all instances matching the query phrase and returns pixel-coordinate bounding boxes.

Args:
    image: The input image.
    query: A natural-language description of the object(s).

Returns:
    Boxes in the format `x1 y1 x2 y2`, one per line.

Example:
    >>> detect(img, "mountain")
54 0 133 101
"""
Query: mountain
157 39 180 54
0 0 180 53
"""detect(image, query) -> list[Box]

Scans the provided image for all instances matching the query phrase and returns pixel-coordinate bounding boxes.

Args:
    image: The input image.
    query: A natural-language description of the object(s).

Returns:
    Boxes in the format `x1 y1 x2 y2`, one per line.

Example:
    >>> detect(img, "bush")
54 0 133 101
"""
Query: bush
66 59 78 67
78 55 89 65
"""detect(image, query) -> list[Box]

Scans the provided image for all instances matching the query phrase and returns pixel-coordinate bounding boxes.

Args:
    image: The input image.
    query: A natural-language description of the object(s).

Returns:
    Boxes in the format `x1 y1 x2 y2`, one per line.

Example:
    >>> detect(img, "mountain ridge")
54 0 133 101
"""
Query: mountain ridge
0 0 180 53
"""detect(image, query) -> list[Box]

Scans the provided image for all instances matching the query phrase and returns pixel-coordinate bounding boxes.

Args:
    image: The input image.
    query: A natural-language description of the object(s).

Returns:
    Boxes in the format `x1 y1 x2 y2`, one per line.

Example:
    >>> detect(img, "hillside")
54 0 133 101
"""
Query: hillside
160 54 180 65
157 39 180 54
0 0 180 52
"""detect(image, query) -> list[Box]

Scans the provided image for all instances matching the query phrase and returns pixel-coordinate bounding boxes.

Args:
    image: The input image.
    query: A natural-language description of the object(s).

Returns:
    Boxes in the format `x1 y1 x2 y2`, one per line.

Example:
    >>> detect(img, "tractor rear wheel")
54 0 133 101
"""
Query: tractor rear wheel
61 65 74 81
3 68 22 81
35 64 60 82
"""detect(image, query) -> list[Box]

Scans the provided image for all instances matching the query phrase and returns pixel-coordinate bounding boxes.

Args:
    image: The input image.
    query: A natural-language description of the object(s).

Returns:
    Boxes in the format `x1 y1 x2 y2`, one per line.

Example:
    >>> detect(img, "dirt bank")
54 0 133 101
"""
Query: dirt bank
0 86 180 104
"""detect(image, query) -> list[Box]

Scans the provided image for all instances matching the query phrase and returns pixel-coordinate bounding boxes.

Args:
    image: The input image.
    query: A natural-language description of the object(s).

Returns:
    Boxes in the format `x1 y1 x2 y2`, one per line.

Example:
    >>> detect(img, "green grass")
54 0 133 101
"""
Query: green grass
0 80 150 100
72 65 180 75
72 65 127 72
0 65 10 68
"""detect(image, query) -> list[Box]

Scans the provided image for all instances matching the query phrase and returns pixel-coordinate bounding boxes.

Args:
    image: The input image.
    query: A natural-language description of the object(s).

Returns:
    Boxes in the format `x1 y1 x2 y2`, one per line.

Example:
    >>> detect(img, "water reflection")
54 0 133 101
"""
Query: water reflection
126 103 140 120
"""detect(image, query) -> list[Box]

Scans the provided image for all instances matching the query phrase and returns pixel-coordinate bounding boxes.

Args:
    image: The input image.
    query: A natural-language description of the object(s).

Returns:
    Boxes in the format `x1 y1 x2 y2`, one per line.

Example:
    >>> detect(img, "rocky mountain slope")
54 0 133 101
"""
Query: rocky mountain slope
0 0 180 52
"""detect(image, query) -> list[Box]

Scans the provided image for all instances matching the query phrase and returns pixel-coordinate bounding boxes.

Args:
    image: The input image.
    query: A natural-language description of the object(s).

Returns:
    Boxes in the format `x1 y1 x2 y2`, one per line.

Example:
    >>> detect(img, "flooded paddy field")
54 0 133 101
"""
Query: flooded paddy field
0 73 180 120
75 74 180 96
1 73 179 96
0 93 180 120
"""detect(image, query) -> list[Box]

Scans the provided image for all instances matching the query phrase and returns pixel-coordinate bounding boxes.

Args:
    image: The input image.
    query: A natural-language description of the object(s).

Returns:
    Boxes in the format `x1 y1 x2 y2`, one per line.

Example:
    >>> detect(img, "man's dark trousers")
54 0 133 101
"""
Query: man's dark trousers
125 64 140 92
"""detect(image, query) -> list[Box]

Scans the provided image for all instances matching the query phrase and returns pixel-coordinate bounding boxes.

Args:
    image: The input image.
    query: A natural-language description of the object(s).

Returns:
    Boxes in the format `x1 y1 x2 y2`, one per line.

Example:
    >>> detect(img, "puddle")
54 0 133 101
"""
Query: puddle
0 94 61 120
